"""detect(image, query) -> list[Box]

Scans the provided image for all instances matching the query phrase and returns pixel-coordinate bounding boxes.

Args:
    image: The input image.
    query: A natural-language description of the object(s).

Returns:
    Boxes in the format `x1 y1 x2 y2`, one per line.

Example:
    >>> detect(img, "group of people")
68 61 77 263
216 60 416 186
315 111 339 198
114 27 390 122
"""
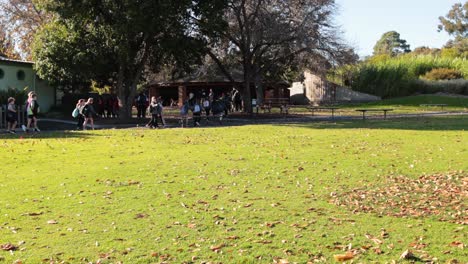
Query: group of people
73 98 97 130
96 95 120 118
179 89 233 127
5 91 40 134
145 96 166 128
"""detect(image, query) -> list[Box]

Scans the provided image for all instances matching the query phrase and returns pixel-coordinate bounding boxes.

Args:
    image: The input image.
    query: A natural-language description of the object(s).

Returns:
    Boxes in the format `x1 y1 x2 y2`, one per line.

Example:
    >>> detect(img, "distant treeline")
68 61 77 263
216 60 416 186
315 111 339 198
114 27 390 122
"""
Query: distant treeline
331 54 468 98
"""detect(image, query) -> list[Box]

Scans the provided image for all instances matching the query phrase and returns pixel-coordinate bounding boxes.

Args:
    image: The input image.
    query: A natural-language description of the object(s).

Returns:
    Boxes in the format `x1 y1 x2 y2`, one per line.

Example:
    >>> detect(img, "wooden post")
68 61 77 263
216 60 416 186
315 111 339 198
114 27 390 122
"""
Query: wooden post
0 105 3 129
178 86 186 106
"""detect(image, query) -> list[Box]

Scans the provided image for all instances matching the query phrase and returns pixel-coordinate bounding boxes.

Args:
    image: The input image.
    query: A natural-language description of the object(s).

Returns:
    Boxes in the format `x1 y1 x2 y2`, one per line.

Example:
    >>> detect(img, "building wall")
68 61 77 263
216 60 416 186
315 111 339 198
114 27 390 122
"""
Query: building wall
0 60 55 112
303 71 380 104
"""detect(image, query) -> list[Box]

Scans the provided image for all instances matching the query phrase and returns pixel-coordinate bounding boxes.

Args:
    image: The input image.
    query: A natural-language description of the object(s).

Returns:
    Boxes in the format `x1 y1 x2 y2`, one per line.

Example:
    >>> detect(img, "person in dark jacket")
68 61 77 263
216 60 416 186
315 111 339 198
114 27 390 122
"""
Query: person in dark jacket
82 98 97 130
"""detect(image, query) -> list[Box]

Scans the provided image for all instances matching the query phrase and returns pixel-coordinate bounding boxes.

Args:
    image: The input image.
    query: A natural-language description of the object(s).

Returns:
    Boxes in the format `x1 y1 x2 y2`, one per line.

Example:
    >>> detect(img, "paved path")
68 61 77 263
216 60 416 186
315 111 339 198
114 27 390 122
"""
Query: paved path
25 111 467 131
2 111 467 134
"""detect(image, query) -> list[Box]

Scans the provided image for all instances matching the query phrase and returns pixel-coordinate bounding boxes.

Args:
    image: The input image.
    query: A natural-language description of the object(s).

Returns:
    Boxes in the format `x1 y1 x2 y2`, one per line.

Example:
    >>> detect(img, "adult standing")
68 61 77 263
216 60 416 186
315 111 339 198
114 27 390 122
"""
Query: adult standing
135 92 148 119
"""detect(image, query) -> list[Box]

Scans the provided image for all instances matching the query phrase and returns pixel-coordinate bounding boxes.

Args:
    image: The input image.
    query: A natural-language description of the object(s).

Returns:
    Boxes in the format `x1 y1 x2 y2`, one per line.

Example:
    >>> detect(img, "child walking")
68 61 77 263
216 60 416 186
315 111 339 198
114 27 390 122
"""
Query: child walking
6 97 17 134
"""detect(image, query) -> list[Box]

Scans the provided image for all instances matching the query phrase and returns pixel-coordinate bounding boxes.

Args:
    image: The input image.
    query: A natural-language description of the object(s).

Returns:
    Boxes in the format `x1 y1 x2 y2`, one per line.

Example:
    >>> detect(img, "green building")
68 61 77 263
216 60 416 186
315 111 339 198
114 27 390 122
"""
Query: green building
0 57 55 112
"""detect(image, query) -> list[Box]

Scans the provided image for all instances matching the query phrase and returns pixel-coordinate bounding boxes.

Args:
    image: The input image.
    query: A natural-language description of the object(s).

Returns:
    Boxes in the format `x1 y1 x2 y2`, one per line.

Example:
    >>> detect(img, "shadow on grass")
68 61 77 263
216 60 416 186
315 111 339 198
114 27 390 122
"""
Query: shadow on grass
0 131 101 140
273 116 468 131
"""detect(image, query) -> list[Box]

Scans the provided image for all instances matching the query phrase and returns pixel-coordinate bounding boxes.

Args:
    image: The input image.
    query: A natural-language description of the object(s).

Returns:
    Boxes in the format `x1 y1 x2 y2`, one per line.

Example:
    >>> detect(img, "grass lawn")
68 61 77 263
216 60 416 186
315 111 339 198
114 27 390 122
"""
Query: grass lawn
0 116 467 263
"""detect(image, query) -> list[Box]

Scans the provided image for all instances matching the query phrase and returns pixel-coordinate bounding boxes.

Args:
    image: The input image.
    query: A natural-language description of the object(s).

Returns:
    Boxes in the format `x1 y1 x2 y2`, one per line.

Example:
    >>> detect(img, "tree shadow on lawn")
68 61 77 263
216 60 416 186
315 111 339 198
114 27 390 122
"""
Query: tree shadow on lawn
273 116 468 131
0 130 101 140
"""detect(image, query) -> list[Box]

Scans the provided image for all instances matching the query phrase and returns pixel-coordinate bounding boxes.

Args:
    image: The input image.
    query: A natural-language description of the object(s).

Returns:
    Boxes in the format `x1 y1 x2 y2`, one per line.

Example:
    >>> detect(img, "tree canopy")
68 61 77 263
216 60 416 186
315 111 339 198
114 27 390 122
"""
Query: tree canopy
373 31 411 56
438 2 468 39
33 0 228 117
0 0 50 60
206 0 355 110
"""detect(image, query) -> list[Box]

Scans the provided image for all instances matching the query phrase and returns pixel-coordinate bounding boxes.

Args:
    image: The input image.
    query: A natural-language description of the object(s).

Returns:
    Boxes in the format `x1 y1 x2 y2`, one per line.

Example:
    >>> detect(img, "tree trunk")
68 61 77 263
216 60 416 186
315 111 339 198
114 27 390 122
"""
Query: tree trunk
243 63 253 113
116 64 132 119
254 67 264 106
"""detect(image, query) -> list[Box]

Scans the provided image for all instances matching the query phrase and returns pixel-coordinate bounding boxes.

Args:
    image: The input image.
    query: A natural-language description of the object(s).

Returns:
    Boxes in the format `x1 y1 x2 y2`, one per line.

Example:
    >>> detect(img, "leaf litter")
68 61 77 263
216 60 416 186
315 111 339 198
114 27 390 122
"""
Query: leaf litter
330 171 467 224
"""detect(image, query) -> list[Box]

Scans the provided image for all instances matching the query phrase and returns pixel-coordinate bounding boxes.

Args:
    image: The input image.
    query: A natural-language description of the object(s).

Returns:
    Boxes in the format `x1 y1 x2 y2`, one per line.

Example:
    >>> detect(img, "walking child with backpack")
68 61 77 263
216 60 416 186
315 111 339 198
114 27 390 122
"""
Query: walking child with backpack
203 97 211 120
193 100 202 127
22 92 40 133
82 98 97 130
147 96 163 128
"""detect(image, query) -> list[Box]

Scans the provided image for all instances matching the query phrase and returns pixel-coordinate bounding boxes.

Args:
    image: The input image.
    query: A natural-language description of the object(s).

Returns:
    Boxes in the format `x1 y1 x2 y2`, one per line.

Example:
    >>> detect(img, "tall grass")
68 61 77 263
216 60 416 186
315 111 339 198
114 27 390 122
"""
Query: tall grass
336 55 468 98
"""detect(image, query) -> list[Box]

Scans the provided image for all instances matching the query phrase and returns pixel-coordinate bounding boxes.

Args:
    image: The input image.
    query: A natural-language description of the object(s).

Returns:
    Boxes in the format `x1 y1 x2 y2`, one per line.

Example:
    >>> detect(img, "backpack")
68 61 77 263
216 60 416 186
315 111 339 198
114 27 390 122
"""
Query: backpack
193 104 201 113
81 105 90 116
180 103 189 115
72 108 80 118
203 100 210 108
156 103 162 114
137 95 147 106
29 100 40 115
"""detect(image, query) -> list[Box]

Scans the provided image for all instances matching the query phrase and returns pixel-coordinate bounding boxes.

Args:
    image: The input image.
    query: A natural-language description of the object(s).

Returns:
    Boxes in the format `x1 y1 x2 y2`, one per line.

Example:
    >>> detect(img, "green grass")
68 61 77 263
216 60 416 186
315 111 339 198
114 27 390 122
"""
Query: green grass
0 116 467 263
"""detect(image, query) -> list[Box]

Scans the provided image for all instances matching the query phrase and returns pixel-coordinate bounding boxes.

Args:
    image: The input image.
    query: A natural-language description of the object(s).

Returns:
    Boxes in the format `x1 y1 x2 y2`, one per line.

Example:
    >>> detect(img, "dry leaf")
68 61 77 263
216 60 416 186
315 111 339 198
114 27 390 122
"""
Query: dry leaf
333 252 354 262
449 241 464 249
1 243 17 251
210 244 225 252
47 220 58 225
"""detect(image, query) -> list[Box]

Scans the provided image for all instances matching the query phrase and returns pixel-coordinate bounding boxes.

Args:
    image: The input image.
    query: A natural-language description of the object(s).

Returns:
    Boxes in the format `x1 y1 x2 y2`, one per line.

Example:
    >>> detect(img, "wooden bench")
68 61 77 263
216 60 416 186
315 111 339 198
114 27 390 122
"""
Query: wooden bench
257 98 290 114
420 104 447 110
308 107 340 119
355 109 393 120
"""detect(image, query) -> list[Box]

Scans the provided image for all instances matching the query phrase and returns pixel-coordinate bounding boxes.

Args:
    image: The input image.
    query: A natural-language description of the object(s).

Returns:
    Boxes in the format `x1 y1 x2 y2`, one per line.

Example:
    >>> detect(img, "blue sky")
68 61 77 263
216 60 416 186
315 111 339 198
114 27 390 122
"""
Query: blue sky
334 0 462 57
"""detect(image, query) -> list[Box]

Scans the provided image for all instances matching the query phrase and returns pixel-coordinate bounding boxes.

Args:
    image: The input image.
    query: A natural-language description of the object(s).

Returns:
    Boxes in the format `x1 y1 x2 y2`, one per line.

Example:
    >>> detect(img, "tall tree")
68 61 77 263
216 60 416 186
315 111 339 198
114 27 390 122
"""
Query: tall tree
0 30 20 59
373 31 411 56
438 2 468 39
207 0 350 111
0 0 50 60
33 0 227 117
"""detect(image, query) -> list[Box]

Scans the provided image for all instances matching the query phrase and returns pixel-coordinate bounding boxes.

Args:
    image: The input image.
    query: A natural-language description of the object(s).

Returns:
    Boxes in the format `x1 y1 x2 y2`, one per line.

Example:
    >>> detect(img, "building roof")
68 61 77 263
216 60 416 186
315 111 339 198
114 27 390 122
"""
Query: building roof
0 56 34 65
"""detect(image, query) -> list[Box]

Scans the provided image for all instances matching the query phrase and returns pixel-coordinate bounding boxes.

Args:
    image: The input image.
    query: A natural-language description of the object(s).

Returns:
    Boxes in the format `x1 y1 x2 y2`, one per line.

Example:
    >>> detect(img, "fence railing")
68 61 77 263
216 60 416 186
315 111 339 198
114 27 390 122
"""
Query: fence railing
0 105 27 129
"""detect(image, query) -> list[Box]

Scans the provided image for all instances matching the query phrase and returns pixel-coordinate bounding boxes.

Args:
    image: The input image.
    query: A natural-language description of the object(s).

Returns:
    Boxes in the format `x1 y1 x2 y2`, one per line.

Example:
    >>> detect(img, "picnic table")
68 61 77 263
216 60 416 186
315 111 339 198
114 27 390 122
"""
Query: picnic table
256 98 290 114
308 107 340 119
355 109 393 120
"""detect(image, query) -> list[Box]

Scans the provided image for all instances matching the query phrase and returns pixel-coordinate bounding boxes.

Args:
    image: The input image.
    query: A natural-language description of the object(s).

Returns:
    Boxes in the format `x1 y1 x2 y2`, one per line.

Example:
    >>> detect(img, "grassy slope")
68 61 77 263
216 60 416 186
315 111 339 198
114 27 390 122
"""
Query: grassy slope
0 116 467 263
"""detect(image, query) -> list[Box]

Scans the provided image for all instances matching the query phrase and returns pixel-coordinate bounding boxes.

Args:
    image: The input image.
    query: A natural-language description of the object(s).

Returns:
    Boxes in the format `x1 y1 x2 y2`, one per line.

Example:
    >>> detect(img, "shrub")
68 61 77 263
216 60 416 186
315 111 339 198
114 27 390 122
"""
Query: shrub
335 55 468 98
408 79 468 95
0 87 28 105
422 68 464 81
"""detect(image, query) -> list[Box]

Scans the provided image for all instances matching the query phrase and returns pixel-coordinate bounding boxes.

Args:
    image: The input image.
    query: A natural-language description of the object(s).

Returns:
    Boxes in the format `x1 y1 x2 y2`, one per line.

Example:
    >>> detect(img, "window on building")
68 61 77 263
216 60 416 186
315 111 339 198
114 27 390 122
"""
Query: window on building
0 68 4 79
17 70 25 80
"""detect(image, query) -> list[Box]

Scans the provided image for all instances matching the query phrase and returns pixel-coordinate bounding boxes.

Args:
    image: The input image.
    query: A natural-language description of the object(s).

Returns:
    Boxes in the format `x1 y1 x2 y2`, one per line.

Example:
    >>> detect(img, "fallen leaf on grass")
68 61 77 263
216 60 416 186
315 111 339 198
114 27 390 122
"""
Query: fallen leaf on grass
449 241 464 249
127 180 140 185
210 243 225 252
1 243 17 251
399 249 422 261
331 171 468 224
47 220 58 224
134 213 148 219
273 258 289 264
333 252 354 262
22 212 43 216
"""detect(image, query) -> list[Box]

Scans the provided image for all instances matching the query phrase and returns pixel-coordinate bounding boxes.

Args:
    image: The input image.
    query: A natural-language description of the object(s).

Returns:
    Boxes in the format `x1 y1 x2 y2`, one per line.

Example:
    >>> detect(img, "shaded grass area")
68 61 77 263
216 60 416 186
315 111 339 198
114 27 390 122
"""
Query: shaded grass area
0 116 467 263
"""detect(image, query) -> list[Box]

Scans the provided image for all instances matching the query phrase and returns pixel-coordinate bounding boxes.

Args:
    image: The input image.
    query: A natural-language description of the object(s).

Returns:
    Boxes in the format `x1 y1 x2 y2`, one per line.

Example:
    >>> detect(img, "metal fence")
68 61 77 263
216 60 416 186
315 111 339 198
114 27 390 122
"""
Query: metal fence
0 105 27 129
